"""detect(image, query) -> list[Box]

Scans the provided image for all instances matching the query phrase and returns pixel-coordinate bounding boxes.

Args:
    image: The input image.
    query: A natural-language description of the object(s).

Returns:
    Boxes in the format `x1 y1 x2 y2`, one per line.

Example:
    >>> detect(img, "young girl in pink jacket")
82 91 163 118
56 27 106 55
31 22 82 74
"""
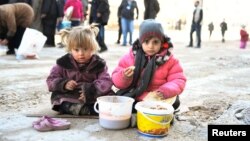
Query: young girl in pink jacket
112 19 186 111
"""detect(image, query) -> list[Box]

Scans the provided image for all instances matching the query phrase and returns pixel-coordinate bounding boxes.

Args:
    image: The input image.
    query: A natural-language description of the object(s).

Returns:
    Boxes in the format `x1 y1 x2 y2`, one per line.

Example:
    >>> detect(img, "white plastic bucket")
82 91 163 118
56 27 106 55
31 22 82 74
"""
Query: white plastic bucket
135 101 174 137
0 45 7 56
94 96 134 129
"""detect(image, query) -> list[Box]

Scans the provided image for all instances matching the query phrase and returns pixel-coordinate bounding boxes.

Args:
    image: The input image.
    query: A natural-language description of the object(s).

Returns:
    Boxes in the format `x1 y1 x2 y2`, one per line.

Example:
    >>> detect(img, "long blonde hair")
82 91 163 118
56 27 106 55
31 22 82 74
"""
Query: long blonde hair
60 25 100 53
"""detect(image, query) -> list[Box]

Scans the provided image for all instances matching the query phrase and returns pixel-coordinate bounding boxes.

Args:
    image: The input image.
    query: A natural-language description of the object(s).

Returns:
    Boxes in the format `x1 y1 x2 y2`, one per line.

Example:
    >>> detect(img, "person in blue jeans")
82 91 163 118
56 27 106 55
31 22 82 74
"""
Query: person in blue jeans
118 0 138 46
187 1 203 48
116 0 126 44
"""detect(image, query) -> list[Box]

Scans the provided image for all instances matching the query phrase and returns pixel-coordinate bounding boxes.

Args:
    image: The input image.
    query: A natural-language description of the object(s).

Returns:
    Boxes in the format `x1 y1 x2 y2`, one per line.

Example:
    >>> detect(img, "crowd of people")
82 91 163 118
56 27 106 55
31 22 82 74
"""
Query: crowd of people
1 0 248 55
0 0 109 54
0 0 161 55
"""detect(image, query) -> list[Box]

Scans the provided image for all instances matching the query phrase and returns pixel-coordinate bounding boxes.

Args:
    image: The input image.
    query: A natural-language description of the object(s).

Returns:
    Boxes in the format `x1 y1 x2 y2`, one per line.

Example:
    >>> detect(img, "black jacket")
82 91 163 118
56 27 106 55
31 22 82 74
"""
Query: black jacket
192 8 203 25
119 0 138 20
144 0 159 19
89 0 110 25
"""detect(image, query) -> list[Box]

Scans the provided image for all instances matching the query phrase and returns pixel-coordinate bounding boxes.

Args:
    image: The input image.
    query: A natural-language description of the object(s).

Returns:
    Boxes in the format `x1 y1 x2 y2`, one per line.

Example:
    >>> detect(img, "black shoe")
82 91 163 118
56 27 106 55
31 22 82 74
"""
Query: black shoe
186 45 193 47
116 41 120 44
172 96 180 111
99 48 107 53
6 50 15 55
195 46 201 48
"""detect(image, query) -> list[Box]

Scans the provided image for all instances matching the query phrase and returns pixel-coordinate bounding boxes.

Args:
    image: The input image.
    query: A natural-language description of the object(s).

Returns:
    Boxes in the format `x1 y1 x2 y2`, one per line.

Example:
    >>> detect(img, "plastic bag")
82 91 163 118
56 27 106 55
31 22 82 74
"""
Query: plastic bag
63 6 74 21
0 45 7 56
57 20 71 31
16 28 47 59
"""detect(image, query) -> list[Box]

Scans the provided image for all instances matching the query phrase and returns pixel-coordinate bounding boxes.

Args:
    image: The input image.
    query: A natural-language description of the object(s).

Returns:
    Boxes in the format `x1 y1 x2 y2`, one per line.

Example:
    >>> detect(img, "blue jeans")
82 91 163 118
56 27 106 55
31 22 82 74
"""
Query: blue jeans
189 23 202 47
121 17 134 45
97 24 107 50
98 25 105 41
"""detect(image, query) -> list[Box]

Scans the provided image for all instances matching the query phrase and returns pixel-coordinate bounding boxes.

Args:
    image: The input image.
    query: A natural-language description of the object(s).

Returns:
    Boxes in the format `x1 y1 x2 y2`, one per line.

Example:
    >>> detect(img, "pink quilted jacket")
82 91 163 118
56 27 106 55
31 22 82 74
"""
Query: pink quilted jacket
64 0 83 21
112 49 186 101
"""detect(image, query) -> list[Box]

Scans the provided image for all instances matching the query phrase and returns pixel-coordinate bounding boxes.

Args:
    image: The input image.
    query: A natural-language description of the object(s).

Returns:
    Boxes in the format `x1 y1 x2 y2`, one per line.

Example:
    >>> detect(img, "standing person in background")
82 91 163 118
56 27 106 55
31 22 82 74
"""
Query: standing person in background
208 22 214 39
0 3 34 55
119 0 139 46
56 0 65 31
116 0 125 44
143 0 159 20
220 19 227 43
31 0 43 32
89 0 110 53
64 0 84 27
41 0 64 46
175 19 182 30
81 0 89 21
187 0 203 48
240 25 249 49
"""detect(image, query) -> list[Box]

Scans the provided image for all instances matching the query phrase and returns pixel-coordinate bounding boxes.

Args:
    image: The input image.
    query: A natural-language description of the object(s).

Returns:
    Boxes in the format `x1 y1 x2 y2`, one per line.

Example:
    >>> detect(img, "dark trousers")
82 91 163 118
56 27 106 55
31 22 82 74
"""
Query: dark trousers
71 20 80 27
42 18 57 46
189 23 202 47
97 24 107 50
117 18 122 42
221 30 226 39
7 26 26 52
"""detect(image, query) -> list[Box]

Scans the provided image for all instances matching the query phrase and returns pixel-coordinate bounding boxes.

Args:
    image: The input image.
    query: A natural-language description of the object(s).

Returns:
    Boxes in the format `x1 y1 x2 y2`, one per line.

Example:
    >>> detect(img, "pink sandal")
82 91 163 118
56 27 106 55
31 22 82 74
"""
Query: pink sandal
32 116 71 132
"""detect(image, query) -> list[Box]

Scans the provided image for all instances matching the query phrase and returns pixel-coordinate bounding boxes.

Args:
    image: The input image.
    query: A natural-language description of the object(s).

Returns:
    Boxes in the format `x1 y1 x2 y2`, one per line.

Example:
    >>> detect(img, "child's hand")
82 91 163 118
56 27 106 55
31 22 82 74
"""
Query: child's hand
155 91 165 100
65 80 77 90
124 66 135 78
78 92 86 103
0 39 8 45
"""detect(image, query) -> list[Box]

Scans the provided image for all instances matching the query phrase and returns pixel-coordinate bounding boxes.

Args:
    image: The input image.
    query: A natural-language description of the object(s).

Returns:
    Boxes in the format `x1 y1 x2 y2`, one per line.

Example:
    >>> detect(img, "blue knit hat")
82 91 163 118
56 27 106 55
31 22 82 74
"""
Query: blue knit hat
139 19 164 44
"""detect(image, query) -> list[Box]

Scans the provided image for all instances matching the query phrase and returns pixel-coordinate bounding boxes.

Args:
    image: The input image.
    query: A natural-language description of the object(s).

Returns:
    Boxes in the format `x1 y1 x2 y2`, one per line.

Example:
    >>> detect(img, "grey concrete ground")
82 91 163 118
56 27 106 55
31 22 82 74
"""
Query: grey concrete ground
0 29 250 141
